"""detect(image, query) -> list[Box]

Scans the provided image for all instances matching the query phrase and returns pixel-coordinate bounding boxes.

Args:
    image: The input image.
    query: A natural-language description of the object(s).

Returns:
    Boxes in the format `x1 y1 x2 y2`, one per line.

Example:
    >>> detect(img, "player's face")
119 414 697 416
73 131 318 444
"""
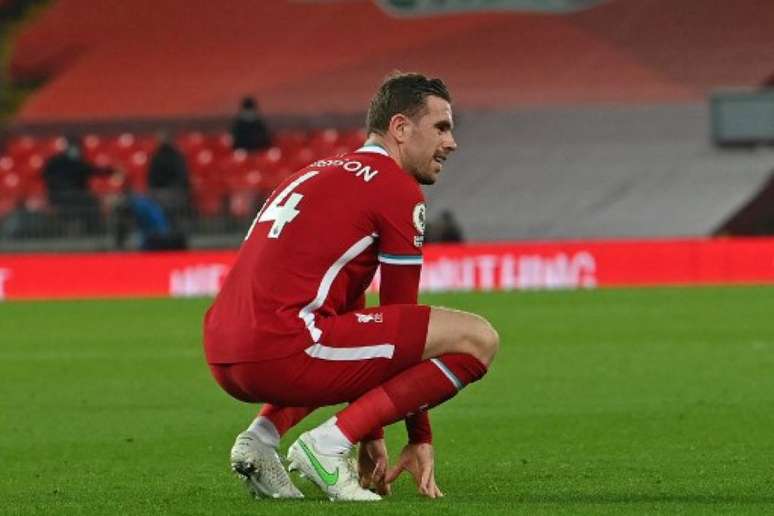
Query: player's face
404 96 457 185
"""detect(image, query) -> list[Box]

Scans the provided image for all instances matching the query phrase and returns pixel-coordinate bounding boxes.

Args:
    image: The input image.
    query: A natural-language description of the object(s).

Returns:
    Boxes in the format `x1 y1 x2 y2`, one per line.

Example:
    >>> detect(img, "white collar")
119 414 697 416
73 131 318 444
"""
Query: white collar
355 144 389 157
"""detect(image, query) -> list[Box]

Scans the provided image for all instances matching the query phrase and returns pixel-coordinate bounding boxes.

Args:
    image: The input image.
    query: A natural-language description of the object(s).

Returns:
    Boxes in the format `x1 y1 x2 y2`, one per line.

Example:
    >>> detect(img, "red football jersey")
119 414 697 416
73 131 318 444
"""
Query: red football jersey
204 146 426 363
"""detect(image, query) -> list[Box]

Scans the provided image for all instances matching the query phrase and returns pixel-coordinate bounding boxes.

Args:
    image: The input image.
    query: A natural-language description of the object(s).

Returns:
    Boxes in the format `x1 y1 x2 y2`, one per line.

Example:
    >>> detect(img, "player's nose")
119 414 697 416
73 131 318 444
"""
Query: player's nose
444 133 458 152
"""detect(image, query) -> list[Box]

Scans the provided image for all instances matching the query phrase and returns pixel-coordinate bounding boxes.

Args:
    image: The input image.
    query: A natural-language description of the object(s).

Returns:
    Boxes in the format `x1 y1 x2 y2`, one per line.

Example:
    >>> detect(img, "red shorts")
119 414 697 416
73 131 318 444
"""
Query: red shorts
208 304 430 407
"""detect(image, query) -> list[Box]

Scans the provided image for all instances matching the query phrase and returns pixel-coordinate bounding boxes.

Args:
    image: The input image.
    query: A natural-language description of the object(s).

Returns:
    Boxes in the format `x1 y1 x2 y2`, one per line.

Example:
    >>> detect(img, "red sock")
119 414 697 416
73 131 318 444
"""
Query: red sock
258 405 314 436
335 353 487 444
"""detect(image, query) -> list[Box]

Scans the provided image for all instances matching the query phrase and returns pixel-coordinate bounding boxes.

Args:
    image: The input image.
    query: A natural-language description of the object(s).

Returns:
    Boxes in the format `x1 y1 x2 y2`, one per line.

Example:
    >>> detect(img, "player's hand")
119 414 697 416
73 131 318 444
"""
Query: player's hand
384 443 444 498
358 438 391 495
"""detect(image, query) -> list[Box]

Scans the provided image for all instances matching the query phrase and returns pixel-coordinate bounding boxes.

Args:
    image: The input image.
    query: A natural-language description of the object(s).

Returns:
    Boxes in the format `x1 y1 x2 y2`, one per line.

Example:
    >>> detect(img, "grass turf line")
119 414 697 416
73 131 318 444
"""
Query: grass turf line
1 286 773 514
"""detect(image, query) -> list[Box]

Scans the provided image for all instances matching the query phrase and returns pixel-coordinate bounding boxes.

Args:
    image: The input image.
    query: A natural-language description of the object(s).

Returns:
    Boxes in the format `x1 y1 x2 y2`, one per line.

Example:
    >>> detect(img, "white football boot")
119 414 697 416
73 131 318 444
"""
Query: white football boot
287 431 381 502
230 430 304 499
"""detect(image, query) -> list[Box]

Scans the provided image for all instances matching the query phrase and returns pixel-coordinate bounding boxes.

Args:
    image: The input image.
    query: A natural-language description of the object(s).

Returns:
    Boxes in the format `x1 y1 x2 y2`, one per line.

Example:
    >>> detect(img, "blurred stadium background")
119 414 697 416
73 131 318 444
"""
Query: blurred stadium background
3 0 774 254
2 0 774 294
2 1 774 514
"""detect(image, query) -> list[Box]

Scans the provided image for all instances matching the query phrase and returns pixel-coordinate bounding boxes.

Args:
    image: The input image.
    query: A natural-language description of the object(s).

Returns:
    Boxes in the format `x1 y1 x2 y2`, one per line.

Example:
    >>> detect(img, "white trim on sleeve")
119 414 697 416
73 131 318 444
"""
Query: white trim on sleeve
378 253 423 265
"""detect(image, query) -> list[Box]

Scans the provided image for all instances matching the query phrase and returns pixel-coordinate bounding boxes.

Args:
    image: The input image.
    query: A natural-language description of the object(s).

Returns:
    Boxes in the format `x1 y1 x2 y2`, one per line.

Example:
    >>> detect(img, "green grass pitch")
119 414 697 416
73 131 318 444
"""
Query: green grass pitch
2 286 774 515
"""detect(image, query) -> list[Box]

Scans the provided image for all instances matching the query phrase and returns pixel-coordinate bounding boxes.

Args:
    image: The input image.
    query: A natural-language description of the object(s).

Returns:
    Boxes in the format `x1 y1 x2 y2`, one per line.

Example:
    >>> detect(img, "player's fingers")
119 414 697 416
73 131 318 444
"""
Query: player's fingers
373 458 385 480
384 464 405 484
430 480 443 498
427 477 440 498
419 468 431 492
375 479 390 496
423 484 437 498
358 464 370 488
372 459 387 494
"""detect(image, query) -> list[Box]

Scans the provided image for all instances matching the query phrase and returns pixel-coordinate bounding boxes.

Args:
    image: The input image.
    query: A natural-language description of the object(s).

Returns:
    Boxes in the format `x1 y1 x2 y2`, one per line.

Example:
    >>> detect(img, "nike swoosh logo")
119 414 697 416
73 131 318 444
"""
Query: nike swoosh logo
298 439 339 486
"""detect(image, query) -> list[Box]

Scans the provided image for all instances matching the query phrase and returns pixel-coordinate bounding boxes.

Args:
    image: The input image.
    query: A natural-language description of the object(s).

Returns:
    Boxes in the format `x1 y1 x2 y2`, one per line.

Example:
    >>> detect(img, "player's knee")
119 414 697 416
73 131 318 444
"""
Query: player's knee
424 307 499 367
463 314 499 367
474 317 499 367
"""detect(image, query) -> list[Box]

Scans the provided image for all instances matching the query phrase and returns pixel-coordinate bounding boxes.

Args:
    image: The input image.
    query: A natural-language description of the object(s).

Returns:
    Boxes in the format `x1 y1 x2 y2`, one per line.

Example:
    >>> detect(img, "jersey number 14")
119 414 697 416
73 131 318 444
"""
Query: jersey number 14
245 170 319 240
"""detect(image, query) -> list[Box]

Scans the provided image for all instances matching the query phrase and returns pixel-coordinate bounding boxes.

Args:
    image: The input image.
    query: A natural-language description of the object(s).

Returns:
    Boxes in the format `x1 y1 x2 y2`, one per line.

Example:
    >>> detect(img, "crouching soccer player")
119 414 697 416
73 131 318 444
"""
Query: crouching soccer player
203 72 499 501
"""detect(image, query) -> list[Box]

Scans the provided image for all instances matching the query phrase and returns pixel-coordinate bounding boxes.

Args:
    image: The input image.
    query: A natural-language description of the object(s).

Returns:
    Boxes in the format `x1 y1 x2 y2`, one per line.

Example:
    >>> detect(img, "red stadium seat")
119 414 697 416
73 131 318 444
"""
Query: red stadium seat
0 195 17 218
195 189 224 217
90 175 125 196
22 174 48 213
216 132 234 154
24 190 48 212
215 150 250 186
191 162 227 217
202 132 234 158
289 146 316 171
0 172 24 215
26 153 45 176
226 167 265 192
255 146 283 168
261 164 293 191
92 151 113 168
332 144 351 156
106 133 139 161
228 190 258 219
41 136 67 157
275 130 307 155
339 128 367 151
177 131 206 158
124 150 149 191
134 135 159 154
5 135 37 161
308 128 339 157
0 155 15 174
190 148 216 177
82 133 105 161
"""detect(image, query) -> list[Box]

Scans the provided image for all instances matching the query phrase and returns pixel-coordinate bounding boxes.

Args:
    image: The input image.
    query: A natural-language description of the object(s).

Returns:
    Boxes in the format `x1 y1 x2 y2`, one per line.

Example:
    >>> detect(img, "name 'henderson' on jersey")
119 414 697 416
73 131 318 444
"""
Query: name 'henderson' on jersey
203 146 426 363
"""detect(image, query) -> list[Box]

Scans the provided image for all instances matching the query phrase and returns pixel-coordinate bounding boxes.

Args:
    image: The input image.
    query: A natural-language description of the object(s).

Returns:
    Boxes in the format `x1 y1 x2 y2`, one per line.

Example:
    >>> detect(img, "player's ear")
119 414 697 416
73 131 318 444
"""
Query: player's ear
389 113 412 144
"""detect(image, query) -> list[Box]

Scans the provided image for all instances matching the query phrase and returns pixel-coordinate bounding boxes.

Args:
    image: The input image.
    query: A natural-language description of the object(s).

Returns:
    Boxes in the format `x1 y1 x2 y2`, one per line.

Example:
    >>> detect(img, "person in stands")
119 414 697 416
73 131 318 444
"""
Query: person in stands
42 136 116 235
231 96 272 152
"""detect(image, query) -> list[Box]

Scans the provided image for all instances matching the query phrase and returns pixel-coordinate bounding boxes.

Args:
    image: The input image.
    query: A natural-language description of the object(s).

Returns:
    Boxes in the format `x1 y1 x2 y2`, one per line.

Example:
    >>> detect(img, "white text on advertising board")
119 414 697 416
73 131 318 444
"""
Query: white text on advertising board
169 264 228 297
